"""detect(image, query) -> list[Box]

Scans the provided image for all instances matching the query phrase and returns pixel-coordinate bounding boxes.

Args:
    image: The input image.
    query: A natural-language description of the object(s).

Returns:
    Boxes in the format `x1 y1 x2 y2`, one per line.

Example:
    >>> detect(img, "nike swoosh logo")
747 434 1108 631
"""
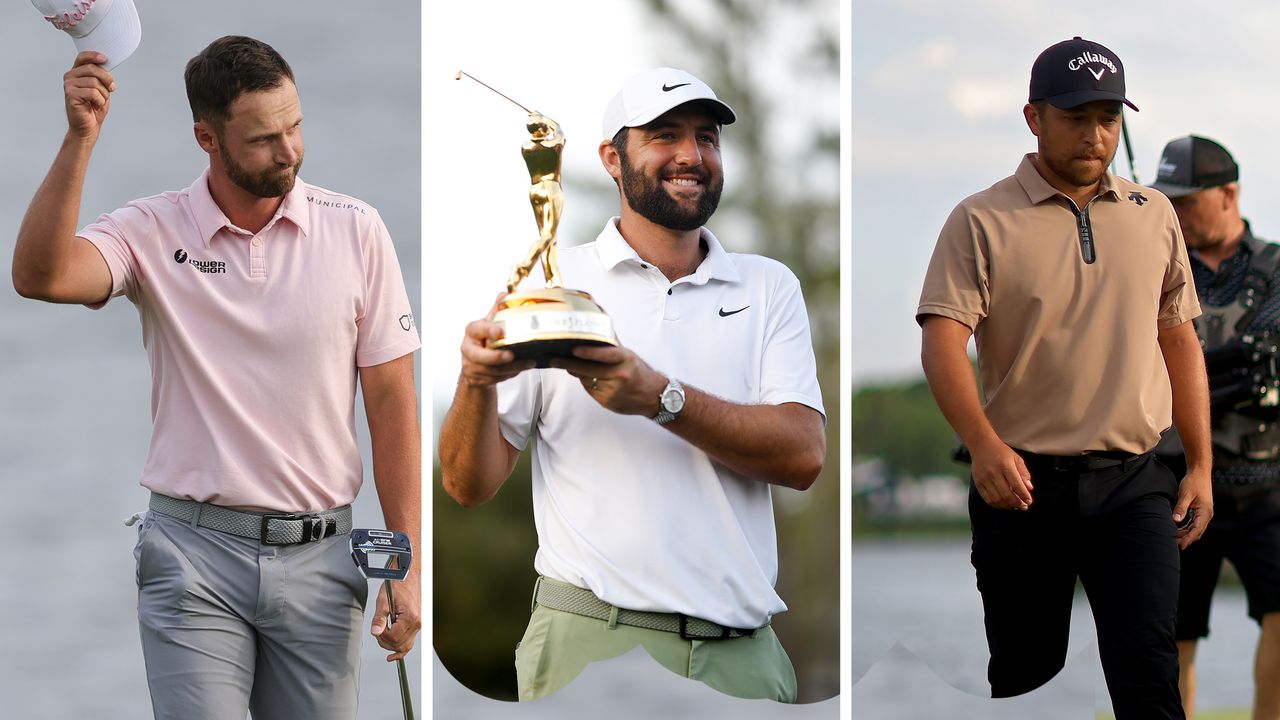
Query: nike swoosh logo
719 306 749 317
662 83 691 92
1087 67 1105 81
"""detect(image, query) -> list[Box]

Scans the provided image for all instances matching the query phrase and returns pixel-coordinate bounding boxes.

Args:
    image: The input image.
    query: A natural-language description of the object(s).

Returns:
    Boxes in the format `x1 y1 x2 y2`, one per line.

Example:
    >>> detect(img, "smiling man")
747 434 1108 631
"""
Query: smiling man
917 38 1212 718
439 67 826 702
11 36 420 720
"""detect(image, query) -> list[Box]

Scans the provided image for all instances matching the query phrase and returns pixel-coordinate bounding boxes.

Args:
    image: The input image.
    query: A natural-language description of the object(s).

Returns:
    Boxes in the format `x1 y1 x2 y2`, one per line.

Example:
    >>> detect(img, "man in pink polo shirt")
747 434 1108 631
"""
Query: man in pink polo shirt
12 36 420 719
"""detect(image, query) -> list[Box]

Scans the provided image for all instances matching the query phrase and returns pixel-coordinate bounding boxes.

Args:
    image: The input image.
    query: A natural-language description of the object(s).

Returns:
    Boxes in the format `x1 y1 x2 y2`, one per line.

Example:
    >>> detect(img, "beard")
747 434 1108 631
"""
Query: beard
1037 133 1116 190
1180 226 1220 251
219 142 303 199
1042 152 1110 189
618 145 723 231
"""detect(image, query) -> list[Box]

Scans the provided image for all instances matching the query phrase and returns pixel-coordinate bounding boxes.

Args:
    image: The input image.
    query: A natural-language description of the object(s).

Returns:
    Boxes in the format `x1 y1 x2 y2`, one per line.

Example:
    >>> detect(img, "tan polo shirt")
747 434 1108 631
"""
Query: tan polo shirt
917 154 1201 455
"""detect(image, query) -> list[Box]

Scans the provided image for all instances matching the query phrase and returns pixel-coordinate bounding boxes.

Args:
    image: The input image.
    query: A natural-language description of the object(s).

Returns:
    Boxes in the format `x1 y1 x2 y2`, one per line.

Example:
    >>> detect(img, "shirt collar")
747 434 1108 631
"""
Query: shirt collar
1015 153 1119 206
594 218 741 284
188 168 311 249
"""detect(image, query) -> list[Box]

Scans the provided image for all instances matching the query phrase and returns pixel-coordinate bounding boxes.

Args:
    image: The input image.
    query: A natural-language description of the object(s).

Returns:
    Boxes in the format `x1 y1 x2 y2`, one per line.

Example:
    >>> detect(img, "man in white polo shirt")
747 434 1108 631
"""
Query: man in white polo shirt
439 67 826 702
12 37 420 719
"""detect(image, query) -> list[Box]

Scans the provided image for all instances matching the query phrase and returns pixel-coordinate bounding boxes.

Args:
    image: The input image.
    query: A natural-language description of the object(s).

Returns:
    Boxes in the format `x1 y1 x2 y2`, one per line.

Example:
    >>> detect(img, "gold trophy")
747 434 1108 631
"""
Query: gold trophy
457 72 617 363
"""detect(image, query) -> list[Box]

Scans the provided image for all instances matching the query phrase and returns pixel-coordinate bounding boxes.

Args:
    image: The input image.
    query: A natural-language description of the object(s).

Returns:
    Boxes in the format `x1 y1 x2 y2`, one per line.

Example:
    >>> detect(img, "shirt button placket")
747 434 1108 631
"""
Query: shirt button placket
664 283 680 321
250 236 267 278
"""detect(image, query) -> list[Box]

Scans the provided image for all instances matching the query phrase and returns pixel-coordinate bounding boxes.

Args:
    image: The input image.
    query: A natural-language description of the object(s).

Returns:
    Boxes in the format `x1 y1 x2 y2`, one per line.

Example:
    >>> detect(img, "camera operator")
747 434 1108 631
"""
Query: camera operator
1153 135 1280 720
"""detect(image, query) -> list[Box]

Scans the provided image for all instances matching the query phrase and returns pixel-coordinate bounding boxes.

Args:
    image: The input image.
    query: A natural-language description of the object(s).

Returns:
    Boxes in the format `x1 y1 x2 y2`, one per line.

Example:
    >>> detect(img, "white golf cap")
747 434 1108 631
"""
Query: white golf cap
601 67 736 141
31 0 142 71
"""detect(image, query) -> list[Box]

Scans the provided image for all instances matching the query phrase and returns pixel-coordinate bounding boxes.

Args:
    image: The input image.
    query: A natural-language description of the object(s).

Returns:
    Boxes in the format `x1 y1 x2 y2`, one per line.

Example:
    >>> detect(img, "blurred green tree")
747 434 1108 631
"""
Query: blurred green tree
851 378 957 479
433 454 538 700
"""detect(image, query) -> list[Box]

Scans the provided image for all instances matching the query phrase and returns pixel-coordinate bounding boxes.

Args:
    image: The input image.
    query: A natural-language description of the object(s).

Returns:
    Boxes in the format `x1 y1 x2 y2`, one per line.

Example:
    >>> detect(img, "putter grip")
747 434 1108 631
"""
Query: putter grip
386 581 397 626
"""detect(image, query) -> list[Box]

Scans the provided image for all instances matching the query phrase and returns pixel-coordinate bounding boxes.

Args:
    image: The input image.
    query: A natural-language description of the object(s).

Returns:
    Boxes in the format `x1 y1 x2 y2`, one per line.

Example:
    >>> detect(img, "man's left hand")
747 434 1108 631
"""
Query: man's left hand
370 572 421 661
550 344 667 416
1174 467 1213 550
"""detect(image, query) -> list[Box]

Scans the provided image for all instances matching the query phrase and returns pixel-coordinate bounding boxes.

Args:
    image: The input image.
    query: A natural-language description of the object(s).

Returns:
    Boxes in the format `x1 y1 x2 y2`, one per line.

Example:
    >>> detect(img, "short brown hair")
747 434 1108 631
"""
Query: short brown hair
608 126 629 189
184 36 294 127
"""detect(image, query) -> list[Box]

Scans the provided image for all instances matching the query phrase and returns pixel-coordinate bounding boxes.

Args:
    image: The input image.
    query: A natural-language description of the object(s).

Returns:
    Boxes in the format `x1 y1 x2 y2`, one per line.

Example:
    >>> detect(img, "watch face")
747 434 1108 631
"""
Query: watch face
662 387 685 413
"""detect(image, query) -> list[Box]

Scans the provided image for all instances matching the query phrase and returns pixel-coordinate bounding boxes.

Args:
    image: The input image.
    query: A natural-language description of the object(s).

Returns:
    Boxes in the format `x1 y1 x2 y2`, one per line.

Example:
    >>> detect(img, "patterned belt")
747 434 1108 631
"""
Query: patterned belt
533 576 763 640
148 493 352 546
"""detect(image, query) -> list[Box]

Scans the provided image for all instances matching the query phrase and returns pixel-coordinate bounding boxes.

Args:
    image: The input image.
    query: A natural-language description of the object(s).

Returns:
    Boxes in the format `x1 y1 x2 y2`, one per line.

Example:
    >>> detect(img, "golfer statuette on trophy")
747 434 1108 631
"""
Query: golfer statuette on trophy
456 71 617 363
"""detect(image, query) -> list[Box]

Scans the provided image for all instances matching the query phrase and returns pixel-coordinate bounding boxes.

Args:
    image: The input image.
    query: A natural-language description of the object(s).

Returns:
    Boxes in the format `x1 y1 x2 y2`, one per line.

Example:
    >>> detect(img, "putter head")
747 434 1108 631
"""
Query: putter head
350 529 413 581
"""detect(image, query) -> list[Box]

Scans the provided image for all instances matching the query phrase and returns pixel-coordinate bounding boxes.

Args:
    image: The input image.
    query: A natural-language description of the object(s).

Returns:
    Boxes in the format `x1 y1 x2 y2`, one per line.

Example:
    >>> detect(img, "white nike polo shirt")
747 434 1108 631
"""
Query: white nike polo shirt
497 218 824 629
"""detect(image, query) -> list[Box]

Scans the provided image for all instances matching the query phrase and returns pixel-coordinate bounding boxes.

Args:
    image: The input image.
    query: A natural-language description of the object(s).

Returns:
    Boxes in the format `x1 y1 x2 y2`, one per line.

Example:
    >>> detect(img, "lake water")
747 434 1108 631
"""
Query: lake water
0 3 420 718
852 537 1259 717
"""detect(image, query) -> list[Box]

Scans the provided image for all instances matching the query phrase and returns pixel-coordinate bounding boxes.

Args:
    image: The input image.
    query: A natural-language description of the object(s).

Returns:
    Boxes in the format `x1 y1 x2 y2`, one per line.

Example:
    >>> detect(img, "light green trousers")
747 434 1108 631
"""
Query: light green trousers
515 597 797 702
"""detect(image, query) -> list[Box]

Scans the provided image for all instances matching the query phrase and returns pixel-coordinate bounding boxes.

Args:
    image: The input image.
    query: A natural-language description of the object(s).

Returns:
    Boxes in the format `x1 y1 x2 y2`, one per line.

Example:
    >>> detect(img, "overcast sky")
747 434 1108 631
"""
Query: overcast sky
852 0 1280 384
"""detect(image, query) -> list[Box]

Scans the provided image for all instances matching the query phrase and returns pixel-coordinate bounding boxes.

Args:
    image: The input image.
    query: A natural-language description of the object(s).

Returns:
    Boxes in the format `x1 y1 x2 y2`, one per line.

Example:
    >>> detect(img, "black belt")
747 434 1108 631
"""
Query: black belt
1015 449 1150 473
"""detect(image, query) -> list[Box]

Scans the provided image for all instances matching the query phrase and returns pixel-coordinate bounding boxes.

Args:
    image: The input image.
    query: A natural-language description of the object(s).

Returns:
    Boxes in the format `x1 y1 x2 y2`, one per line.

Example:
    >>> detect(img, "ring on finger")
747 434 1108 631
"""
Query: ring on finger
591 377 599 390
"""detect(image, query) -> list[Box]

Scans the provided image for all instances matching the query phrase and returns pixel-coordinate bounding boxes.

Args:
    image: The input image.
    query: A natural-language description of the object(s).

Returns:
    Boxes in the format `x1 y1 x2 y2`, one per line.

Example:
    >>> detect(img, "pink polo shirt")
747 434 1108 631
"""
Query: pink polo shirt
80 170 420 512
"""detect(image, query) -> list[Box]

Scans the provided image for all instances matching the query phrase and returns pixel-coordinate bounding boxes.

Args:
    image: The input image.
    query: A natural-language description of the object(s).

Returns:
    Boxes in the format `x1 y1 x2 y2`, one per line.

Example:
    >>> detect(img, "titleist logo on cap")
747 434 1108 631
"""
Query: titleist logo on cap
29 0 139 70
44 0 95 30
1067 51 1117 75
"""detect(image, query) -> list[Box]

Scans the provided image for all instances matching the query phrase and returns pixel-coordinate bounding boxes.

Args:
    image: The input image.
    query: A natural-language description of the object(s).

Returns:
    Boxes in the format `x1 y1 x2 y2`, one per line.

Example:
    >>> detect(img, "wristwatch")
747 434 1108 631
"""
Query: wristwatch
653 378 685 425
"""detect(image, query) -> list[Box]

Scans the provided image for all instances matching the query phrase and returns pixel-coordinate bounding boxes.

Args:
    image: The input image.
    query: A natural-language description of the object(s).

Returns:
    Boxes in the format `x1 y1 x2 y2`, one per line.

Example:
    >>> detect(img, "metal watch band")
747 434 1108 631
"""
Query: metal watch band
654 378 684 425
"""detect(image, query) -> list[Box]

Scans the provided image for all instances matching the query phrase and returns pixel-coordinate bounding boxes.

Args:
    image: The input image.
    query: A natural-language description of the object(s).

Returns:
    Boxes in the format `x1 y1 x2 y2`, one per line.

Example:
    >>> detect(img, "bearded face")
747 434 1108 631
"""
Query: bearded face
218 138 303 199
614 106 725 231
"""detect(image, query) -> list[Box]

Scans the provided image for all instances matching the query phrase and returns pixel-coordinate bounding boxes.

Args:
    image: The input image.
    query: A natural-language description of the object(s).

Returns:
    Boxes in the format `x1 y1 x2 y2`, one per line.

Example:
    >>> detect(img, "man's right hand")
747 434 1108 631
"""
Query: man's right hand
458 293 536 388
64 52 115 141
440 294 529 506
970 439 1034 510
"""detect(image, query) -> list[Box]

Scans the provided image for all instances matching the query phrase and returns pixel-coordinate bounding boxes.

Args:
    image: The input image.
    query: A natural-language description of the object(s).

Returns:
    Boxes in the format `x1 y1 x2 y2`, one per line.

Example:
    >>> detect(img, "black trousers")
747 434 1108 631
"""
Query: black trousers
1160 453 1280 638
969 453 1184 719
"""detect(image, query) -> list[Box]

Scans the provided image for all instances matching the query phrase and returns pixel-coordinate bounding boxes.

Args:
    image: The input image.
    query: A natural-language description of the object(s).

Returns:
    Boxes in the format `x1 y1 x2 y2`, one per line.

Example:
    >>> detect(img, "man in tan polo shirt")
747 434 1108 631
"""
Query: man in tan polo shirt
917 37 1213 719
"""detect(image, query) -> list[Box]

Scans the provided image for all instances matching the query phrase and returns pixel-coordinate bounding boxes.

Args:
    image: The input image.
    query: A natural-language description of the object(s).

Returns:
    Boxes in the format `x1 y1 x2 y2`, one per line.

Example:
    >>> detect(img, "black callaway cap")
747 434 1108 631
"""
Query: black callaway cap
1029 37 1138 111
1150 135 1239 199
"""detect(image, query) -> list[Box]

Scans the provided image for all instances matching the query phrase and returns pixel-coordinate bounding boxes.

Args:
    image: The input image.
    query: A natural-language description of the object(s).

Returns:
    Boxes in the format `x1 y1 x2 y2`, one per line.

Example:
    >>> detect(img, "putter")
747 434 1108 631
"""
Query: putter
350 529 415 720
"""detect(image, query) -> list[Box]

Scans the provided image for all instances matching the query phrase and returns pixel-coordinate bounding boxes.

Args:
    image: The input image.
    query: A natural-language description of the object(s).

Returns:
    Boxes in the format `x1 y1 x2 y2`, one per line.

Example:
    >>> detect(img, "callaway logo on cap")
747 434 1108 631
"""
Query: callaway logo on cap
601 67 736 142
1029 36 1138 112
29 0 142 71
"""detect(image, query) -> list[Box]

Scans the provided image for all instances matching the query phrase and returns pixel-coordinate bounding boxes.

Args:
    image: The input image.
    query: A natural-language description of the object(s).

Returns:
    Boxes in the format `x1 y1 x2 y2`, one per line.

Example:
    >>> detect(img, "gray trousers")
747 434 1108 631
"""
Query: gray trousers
134 509 368 719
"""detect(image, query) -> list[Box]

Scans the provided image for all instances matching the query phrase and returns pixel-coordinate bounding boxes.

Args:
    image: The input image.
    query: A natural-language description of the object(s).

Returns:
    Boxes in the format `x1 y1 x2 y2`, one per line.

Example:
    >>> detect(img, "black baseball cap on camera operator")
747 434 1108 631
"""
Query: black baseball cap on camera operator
1029 37 1138 111
1150 136 1239 199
